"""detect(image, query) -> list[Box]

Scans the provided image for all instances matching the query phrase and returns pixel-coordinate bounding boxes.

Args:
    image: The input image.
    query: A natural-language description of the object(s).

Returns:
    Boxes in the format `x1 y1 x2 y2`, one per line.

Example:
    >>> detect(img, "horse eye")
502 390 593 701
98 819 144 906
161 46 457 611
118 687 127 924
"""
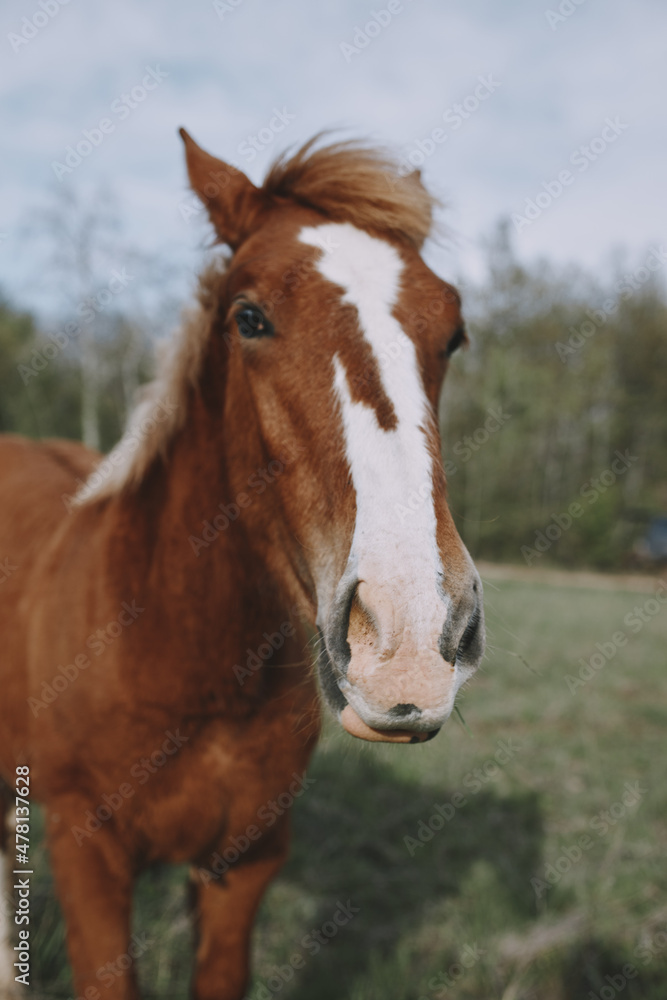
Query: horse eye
445 324 466 357
235 305 274 339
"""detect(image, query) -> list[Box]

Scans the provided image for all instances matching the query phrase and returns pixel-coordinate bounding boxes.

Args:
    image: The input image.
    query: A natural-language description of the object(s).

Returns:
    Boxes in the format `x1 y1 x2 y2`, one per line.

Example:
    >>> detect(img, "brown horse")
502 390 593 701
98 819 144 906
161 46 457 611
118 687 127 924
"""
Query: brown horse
0 131 484 999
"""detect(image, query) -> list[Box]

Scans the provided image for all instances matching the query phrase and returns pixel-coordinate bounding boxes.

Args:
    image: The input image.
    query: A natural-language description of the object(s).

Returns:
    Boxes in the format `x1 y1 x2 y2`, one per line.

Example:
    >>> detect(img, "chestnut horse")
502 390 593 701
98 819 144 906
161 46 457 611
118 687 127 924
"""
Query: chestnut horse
0 131 484 999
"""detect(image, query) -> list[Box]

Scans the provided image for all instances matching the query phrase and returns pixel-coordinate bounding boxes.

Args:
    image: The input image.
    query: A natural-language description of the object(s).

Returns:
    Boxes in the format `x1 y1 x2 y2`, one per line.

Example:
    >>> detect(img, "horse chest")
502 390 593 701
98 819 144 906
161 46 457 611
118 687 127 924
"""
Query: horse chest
130 713 316 864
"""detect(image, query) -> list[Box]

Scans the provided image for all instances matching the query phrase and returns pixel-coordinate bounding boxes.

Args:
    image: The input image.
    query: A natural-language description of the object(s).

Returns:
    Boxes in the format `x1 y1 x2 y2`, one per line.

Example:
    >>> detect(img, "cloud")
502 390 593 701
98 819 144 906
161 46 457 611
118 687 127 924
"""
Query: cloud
1 0 665 313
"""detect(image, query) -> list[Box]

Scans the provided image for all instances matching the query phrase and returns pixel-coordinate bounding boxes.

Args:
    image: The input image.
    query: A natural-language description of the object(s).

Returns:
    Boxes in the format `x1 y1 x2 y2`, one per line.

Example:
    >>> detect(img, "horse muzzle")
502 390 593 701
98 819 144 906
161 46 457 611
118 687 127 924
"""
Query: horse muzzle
317 572 484 744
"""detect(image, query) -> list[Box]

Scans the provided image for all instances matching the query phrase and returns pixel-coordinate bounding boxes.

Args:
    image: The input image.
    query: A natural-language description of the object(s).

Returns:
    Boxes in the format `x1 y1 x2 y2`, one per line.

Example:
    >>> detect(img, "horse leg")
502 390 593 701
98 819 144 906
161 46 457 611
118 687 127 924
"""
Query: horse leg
191 819 290 1000
46 801 139 1000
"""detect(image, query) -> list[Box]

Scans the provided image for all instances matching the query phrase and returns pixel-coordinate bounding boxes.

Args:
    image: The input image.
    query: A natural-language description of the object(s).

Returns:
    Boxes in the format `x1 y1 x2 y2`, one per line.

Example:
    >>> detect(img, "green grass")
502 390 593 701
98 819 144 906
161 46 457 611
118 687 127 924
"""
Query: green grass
28 575 667 999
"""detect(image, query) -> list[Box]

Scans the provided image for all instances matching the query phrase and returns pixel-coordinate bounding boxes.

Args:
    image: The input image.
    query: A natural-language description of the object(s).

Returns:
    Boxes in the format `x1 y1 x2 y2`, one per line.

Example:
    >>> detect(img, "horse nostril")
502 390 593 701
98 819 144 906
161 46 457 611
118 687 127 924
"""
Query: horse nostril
388 703 421 719
456 606 482 661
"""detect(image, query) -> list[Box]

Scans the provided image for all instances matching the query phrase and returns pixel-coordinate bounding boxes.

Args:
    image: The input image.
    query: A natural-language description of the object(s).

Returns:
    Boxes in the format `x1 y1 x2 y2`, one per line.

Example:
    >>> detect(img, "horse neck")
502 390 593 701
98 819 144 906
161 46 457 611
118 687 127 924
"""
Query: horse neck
100 357 311 712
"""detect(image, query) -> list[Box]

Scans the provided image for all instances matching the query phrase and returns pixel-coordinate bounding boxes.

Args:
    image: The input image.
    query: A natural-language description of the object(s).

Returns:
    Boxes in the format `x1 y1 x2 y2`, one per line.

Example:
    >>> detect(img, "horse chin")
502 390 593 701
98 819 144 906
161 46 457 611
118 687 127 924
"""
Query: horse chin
339 705 440 745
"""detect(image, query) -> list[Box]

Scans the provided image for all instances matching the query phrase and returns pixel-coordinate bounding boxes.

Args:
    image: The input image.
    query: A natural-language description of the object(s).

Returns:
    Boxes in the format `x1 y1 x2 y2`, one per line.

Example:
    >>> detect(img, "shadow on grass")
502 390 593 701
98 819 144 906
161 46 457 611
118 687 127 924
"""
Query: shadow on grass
561 938 667 1000
263 744 545 1000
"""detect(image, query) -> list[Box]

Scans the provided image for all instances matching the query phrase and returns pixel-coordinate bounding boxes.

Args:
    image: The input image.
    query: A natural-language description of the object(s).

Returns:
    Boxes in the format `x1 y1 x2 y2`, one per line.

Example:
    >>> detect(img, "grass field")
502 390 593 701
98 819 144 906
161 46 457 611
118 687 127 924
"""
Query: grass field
27 571 667 999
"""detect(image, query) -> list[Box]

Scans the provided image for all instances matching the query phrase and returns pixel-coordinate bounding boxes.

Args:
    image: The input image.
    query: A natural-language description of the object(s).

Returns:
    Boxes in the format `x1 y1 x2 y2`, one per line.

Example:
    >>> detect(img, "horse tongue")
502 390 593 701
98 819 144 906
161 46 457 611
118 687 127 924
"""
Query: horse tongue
340 705 431 744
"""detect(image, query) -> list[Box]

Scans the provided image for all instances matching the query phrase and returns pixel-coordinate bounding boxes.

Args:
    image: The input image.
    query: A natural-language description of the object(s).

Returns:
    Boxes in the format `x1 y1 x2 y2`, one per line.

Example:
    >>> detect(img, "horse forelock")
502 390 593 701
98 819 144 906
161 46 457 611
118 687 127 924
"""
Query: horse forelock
261 136 436 250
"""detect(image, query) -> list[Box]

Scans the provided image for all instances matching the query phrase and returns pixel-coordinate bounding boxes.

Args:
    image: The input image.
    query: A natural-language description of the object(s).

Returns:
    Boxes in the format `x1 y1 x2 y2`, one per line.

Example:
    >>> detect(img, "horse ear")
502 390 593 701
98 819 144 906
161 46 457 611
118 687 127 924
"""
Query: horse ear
179 128 263 249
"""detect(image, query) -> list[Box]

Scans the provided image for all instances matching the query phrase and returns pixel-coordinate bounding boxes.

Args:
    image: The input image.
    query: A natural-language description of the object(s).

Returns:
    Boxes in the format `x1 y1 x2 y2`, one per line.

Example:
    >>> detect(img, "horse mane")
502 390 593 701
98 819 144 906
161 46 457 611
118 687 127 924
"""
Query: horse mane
74 263 222 505
75 137 435 505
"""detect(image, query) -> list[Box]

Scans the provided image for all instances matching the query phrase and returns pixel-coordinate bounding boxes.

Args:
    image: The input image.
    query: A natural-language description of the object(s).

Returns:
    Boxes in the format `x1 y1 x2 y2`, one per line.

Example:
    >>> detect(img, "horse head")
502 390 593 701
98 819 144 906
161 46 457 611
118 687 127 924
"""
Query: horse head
181 129 485 744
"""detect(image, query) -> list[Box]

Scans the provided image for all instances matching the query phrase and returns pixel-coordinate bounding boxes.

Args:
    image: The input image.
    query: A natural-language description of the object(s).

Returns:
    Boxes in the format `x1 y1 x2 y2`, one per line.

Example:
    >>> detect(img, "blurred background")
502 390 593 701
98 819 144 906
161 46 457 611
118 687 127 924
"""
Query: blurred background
2 2 666 998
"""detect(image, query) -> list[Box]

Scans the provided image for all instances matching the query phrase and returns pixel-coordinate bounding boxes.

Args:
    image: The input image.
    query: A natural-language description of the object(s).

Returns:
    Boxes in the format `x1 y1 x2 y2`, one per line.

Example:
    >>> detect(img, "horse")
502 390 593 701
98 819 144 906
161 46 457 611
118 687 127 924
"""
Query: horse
0 130 485 999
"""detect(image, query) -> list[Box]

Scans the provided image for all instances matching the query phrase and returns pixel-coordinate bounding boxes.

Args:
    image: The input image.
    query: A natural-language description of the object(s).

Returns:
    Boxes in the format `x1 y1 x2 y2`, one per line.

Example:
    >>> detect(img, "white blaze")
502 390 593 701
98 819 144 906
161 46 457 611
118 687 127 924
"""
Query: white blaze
299 223 445 638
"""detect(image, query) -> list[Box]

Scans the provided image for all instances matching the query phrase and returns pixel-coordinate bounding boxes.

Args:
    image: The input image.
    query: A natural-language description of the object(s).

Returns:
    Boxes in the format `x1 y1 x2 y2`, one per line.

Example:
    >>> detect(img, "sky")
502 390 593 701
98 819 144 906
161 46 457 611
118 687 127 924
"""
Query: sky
1 0 665 322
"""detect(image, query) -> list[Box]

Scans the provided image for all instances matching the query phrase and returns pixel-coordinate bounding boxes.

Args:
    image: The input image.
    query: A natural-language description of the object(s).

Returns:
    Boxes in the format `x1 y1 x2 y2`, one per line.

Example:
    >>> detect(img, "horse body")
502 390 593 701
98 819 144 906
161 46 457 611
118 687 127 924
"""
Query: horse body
0 436 100 767
0 417 318 997
0 132 485 999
